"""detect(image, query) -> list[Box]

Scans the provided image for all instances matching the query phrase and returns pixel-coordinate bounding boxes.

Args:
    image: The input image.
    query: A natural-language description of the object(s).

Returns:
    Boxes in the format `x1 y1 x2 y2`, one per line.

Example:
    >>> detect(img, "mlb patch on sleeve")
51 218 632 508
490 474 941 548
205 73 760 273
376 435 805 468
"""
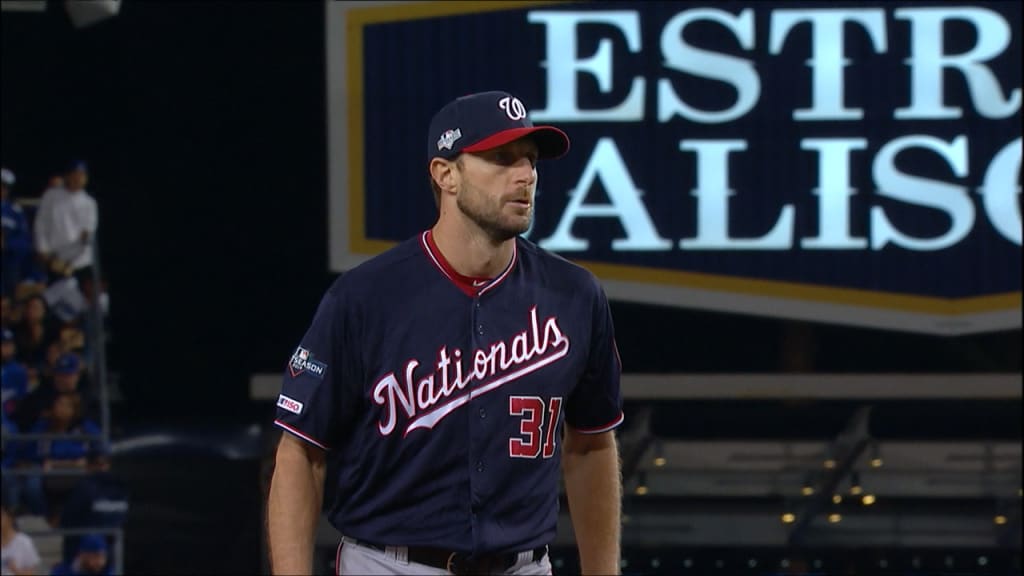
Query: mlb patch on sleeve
289 346 327 378
277 394 304 415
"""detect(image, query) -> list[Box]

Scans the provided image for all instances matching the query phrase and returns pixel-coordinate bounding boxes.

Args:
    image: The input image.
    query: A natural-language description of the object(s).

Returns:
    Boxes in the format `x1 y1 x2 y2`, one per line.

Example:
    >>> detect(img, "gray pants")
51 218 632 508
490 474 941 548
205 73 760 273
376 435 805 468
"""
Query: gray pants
335 536 553 575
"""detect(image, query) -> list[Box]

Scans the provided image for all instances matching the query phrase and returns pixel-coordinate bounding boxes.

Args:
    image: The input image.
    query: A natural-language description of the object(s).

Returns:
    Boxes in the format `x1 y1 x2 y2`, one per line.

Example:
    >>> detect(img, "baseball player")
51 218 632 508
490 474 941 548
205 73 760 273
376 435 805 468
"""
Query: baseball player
267 91 624 575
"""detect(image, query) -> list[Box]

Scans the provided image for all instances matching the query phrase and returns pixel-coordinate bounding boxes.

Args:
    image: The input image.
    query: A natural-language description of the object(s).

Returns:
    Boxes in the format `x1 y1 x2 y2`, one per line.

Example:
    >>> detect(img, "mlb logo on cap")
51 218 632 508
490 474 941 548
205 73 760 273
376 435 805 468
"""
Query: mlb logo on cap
427 91 570 162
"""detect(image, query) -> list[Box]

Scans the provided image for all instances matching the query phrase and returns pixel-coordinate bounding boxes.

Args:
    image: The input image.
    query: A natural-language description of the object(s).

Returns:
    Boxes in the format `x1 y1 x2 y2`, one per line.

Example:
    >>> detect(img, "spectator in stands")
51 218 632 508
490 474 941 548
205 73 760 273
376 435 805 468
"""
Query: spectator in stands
36 327 85 389
10 285 44 315
1 329 29 419
58 456 127 565
49 533 108 576
13 353 94 434
1 503 41 576
1 168 33 299
53 354 96 426
55 328 84 360
1 328 34 516
33 162 98 292
20 391 107 525
32 391 104 470
12 295 54 371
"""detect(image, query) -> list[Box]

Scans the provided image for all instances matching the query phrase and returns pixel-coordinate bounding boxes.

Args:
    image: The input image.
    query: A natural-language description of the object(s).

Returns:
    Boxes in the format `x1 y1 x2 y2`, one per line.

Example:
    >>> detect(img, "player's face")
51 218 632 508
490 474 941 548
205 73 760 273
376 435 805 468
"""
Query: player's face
456 138 539 242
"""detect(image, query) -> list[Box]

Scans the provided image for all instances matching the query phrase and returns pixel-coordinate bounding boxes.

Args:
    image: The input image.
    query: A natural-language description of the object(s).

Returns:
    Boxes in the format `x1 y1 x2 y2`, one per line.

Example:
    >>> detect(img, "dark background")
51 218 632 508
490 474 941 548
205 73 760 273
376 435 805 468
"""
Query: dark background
1 2 1019 574
2 1 335 427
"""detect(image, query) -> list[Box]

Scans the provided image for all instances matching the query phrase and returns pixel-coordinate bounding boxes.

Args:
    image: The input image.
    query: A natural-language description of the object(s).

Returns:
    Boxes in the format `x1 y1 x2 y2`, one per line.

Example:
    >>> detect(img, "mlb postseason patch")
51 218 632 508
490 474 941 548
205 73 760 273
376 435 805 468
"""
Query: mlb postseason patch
437 128 461 151
277 394 304 415
289 346 327 378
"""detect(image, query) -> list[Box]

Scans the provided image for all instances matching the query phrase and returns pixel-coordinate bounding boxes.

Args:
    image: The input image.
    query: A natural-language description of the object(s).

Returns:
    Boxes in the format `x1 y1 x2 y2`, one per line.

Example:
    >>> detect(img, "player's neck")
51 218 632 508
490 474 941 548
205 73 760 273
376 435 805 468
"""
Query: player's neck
430 220 514 279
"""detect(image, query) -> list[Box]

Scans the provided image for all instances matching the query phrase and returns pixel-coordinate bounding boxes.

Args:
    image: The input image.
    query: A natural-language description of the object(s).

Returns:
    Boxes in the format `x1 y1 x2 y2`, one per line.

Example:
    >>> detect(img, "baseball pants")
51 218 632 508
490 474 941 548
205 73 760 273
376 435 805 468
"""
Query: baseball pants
335 536 553 575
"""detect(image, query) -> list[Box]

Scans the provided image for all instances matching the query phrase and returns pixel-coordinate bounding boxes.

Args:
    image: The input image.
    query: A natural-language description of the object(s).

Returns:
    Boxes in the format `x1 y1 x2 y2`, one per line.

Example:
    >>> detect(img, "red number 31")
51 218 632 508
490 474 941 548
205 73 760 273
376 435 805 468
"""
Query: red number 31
508 396 563 459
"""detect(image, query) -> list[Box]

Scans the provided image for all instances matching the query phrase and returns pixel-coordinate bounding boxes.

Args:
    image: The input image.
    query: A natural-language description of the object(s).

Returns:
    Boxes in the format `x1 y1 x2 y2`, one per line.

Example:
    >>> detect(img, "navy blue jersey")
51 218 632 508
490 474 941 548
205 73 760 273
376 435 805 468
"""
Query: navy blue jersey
274 231 623 554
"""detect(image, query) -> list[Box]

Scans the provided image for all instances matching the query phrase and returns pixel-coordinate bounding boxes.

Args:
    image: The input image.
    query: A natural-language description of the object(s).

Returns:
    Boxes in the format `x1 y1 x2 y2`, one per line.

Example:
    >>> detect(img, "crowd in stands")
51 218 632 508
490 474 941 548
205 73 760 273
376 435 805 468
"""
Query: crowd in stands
2 163 119 575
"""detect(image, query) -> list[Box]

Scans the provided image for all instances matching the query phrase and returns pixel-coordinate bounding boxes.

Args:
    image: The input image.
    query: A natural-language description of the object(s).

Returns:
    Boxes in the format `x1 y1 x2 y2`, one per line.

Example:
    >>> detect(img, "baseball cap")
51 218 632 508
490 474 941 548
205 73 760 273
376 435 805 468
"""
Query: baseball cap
0 167 14 186
67 159 89 173
1 328 13 343
428 91 569 162
54 353 81 374
78 534 108 553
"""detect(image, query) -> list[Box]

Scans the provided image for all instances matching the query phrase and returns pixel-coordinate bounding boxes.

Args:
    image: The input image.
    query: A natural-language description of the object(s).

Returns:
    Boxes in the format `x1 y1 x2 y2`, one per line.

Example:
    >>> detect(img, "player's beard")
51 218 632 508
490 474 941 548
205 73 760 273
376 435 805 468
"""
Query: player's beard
456 181 533 243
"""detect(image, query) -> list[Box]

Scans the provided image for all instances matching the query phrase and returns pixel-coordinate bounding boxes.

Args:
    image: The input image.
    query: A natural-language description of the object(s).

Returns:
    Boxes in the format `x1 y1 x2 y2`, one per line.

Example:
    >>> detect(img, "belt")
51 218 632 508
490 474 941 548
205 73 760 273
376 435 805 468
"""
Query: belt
357 540 548 575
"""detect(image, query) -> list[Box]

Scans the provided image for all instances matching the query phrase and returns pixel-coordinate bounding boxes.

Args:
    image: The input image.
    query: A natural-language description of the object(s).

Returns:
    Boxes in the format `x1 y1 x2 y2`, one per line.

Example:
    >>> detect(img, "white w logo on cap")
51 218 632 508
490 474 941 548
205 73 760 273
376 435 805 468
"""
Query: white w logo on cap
498 96 527 120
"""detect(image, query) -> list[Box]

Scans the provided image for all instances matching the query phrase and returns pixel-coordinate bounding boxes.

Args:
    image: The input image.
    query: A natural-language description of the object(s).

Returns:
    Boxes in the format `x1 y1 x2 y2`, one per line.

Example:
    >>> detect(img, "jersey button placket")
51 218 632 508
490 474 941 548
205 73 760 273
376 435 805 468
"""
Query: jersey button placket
472 297 484 336
468 295 486 541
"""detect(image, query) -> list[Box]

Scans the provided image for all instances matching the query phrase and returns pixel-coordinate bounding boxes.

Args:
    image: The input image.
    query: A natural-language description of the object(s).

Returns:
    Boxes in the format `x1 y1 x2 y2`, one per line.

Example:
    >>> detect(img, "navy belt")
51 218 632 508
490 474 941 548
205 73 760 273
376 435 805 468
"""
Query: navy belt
358 540 547 575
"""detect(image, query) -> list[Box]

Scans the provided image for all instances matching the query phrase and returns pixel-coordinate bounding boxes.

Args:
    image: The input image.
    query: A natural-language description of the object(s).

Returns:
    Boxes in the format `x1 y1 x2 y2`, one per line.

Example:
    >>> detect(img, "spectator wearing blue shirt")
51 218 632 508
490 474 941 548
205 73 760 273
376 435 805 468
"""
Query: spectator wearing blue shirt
1 329 29 419
28 391 105 467
49 533 110 576
19 391 106 523
1 168 33 298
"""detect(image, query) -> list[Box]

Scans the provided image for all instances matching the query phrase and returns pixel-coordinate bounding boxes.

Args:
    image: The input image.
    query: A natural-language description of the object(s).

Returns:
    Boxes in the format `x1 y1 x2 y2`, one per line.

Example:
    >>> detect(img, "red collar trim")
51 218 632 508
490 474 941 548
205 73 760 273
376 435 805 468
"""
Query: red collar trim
420 230 517 297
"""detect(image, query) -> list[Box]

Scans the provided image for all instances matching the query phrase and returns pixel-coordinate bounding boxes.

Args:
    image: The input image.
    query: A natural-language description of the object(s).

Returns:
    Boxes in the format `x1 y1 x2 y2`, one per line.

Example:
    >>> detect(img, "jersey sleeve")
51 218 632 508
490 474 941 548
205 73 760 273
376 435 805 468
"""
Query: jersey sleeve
564 277 624 434
273 284 356 450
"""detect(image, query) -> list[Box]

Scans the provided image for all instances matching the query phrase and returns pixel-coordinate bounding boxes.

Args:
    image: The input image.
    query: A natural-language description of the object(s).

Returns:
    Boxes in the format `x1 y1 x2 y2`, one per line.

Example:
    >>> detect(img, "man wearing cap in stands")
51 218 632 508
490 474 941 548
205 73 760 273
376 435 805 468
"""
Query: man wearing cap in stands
33 161 98 289
12 353 94 433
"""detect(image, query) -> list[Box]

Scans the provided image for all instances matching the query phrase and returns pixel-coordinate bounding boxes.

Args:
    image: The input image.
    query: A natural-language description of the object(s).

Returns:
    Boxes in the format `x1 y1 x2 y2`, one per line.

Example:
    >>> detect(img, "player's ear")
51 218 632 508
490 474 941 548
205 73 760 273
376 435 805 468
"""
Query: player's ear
429 157 458 195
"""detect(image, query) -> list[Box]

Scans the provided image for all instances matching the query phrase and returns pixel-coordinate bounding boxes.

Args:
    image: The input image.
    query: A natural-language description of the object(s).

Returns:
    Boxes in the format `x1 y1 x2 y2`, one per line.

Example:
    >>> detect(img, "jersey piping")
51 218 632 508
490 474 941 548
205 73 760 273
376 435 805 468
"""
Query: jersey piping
572 411 625 434
274 419 331 450
420 230 518 297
